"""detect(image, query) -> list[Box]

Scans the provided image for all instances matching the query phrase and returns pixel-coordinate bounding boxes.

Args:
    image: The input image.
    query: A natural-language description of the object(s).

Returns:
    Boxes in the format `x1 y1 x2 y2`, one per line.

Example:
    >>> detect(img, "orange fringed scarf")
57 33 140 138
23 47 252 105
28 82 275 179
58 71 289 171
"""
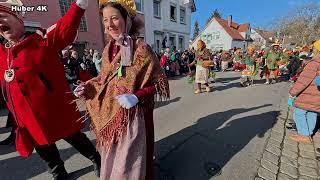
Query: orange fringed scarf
85 39 170 148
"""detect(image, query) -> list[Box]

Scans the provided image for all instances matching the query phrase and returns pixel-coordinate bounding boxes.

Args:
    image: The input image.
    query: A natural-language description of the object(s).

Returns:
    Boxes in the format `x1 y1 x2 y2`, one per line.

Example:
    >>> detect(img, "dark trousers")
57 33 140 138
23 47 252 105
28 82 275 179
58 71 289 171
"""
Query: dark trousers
35 132 100 174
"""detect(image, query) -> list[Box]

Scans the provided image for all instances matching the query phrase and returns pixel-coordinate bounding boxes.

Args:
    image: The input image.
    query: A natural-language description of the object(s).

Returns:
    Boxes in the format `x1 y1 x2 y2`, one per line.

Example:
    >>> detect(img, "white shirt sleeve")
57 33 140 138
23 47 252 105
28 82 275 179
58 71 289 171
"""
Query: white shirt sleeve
76 0 88 10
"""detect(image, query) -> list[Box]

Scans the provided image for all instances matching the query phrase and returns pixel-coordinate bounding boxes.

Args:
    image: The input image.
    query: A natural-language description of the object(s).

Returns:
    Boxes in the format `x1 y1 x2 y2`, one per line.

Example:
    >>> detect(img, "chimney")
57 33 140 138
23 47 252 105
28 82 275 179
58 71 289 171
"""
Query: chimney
228 15 232 27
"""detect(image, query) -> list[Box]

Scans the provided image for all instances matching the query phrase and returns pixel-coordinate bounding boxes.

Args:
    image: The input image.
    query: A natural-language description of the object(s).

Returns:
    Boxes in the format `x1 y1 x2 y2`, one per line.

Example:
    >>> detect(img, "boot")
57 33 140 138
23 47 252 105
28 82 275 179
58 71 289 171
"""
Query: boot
63 132 101 177
50 165 68 180
91 153 101 177
289 134 312 144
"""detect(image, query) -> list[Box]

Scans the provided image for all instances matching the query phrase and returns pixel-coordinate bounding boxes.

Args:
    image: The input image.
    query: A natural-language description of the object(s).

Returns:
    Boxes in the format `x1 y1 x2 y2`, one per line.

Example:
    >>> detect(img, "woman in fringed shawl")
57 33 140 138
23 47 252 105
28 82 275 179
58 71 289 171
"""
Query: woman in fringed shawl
73 0 170 179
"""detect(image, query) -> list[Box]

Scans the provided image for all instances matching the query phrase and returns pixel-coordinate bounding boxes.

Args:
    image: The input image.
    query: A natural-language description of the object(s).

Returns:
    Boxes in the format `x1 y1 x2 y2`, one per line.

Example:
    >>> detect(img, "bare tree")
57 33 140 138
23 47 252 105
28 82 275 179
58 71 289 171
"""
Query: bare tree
275 2 320 45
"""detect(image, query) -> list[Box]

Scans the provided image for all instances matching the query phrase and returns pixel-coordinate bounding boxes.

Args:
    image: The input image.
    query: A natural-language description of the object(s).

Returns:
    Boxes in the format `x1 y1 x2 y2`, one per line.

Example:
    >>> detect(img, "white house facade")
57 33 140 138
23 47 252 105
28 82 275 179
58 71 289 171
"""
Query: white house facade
192 19 232 50
190 16 252 51
135 0 196 52
250 28 275 49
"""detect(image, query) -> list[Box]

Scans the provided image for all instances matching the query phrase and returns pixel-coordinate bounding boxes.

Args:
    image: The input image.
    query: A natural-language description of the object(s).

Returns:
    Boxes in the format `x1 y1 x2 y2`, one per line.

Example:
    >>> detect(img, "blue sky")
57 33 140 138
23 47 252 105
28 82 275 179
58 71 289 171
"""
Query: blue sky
191 0 315 34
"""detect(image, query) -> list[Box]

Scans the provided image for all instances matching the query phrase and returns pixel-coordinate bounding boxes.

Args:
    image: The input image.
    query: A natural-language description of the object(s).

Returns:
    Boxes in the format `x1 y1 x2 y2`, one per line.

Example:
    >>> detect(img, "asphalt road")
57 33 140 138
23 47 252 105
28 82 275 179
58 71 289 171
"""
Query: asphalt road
0 71 290 180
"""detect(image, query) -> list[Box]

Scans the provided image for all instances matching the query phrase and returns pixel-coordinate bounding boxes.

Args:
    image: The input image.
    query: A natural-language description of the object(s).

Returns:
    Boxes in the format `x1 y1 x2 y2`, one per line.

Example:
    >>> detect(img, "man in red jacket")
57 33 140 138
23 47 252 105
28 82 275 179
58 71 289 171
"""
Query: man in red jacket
0 0 100 179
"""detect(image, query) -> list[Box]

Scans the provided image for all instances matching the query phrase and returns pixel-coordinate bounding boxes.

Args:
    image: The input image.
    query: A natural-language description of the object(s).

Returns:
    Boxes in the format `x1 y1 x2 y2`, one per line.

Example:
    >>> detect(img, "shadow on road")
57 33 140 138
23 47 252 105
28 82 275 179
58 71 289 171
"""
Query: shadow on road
0 127 11 134
215 76 239 83
155 104 277 180
0 109 9 117
0 147 78 179
69 165 95 180
0 129 96 179
0 143 15 156
213 82 240 91
155 97 181 109
167 74 188 81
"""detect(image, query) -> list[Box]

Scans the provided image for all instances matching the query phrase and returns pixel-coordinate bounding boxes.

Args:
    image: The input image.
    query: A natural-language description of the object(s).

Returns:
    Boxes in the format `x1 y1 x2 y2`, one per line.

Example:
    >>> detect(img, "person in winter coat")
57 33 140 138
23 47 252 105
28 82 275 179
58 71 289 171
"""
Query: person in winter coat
0 0 100 179
289 40 320 144
92 50 102 74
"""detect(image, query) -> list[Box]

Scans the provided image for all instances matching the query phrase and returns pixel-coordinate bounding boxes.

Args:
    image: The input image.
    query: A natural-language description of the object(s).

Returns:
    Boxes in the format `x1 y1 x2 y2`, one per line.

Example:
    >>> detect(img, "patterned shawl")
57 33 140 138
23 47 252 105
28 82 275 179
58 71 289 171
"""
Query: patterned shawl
195 48 211 63
84 39 169 147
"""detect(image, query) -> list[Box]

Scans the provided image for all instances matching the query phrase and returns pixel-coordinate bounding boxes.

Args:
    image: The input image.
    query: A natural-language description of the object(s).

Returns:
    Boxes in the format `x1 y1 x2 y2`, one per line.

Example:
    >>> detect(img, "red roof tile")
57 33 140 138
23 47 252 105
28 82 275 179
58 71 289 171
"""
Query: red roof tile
254 29 275 43
215 17 249 41
191 16 250 45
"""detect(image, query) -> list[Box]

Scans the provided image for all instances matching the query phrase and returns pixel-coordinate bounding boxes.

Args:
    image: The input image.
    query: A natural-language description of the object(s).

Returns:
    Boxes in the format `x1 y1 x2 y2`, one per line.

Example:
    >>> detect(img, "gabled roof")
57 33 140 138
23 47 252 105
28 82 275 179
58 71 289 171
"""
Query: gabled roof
191 16 250 45
215 17 249 41
253 29 275 43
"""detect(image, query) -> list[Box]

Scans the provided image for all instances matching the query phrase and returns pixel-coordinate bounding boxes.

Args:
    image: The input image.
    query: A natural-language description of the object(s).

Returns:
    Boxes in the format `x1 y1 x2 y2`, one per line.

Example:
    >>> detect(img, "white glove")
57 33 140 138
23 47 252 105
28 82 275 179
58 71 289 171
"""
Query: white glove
115 94 139 109
76 0 88 10
73 84 85 98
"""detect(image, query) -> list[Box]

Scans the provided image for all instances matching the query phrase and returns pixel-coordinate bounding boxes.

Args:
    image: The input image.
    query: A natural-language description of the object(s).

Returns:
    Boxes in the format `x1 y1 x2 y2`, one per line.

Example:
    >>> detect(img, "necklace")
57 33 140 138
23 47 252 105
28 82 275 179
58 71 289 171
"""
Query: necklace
4 36 25 82
4 41 14 82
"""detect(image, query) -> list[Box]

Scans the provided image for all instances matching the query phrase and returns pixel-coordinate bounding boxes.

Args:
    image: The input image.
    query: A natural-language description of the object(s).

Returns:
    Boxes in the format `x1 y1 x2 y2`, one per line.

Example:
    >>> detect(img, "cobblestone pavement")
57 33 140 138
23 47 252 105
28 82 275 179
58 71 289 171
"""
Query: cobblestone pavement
255 97 320 180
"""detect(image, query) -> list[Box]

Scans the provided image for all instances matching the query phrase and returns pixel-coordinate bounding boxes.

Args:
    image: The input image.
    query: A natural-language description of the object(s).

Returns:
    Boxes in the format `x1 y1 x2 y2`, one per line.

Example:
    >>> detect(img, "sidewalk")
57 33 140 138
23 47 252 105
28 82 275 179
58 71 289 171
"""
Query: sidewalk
255 98 320 180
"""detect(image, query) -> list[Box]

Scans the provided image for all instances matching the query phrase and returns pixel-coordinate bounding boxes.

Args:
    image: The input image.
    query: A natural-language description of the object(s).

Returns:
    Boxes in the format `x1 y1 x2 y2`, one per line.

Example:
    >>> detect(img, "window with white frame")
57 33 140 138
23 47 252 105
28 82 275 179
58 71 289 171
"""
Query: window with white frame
170 4 177 22
180 7 186 24
153 0 161 18
135 0 143 12
59 0 87 32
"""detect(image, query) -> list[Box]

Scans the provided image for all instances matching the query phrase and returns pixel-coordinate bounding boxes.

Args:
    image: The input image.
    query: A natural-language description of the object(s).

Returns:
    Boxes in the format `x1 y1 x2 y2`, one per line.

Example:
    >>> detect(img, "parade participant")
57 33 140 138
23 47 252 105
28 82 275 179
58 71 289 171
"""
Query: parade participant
0 0 101 179
263 41 283 84
221 50 231 72
299 45 310 57
188 40 212 94
240 44 258 87
160 50 168 69
74 0 170 179
278 49 291 77
232 48 243 72
288 40 320 143
162 47 171 76
286 49 301 82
